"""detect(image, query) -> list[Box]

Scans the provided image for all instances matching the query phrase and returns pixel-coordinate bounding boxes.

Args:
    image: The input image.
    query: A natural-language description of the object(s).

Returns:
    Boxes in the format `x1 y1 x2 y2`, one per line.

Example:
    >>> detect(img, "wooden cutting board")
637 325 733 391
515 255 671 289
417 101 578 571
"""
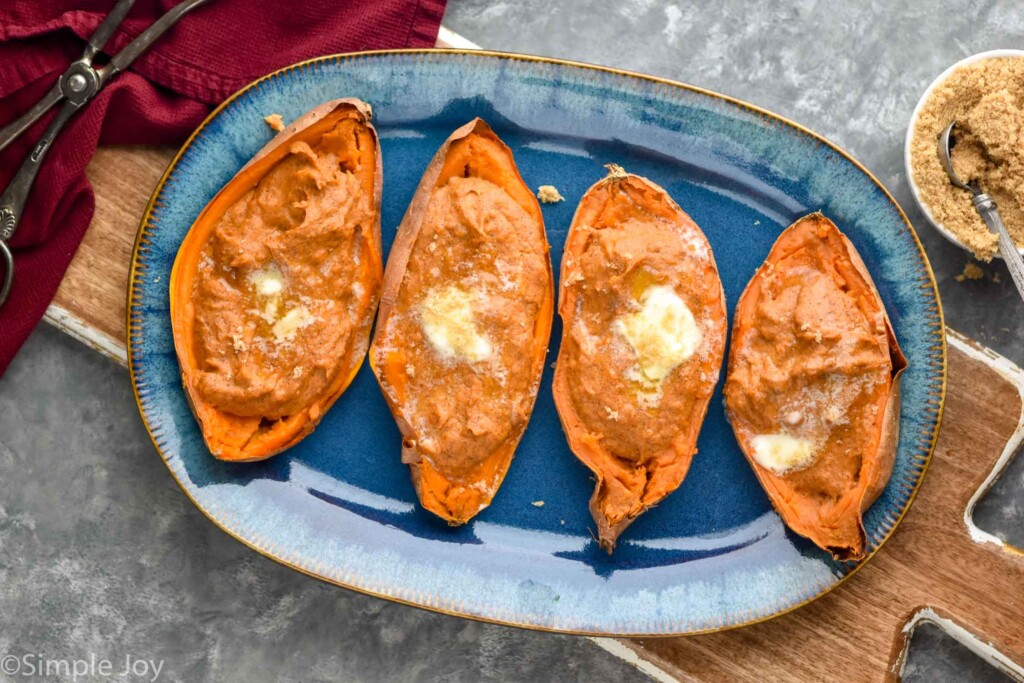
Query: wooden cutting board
41 36 1024 683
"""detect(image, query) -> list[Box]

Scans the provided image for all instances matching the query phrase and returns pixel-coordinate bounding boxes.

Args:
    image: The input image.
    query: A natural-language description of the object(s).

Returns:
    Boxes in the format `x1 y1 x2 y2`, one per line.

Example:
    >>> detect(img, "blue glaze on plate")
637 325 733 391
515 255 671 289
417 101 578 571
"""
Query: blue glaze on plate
128 51 945 635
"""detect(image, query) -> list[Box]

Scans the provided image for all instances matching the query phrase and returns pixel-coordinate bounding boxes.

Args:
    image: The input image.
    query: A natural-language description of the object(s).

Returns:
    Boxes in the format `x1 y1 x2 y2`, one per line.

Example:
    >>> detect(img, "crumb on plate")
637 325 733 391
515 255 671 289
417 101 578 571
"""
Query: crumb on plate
537 185 565 204
264 113 285 132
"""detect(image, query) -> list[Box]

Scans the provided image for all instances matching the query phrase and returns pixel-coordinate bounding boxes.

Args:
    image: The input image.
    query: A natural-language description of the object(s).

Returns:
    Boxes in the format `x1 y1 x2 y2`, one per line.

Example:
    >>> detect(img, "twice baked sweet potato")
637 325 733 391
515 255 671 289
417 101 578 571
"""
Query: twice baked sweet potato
370 119 554 525
170 99 382 461
724 213 907 560
552 165 728 552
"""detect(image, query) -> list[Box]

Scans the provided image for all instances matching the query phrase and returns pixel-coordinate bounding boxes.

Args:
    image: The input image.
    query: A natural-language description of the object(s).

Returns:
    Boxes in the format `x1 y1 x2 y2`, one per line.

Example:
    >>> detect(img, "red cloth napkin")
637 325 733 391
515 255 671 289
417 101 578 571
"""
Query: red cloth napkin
0 0 447 375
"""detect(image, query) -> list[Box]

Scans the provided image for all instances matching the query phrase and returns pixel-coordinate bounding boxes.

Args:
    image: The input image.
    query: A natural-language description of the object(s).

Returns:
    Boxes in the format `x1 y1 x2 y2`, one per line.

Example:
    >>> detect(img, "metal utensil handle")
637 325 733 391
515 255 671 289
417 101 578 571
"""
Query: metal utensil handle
0 84 64 155
0 240 13 307
0 100 81 242
82 0 137 61
100 0 214 85
0 0 136 155
974 194 1024 301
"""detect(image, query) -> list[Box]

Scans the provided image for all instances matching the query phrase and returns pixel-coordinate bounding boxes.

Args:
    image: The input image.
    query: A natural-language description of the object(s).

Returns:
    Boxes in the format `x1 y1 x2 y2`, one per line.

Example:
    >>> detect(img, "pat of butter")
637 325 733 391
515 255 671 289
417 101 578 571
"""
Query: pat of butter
420 287 492 362
615 285 701 382
249 267 284 296
260 299 279 324
750 434 817 475
272 306 314 343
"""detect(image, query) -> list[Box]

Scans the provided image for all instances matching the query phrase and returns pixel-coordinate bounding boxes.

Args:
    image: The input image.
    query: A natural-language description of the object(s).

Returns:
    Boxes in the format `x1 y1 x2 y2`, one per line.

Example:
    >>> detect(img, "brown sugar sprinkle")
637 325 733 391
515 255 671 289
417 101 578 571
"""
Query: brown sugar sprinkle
910 57 1024 261
955 261 985 282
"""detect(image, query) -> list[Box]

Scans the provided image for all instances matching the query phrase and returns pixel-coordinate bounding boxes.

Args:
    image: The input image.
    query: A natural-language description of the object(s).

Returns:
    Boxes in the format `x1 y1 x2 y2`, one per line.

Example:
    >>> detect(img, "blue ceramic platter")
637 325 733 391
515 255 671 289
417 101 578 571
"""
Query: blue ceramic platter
129 51 945 635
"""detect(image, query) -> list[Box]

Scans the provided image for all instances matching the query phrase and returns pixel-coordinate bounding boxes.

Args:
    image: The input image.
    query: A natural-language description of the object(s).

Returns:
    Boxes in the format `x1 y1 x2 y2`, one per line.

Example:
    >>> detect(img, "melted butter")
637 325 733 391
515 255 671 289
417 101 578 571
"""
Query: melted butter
627 269 660 300
260 300 279 324
248 266 286 325
248 265 314 345
750 434 817 475
420 287 492 363
249 266 284 296
272 306 315 344
615 285 701 382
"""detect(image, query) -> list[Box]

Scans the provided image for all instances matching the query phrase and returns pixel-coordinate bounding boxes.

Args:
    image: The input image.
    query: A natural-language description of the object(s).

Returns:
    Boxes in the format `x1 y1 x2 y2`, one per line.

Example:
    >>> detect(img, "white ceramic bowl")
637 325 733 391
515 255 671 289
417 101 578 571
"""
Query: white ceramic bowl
904 48 1024 258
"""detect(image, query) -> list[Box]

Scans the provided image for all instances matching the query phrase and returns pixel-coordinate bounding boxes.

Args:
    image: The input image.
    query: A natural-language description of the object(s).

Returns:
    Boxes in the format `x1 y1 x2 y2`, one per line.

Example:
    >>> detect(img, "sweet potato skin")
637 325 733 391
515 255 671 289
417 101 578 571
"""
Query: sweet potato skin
552 168 727 552
369 119 554 525
724 213 907 560
170 99 383 462
840 231 908 518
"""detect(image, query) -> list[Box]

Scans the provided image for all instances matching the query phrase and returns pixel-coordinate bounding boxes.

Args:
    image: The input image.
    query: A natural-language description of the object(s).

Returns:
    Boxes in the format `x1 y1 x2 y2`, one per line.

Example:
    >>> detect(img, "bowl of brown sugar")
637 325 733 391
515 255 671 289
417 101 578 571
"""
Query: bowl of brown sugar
906 49 1024 260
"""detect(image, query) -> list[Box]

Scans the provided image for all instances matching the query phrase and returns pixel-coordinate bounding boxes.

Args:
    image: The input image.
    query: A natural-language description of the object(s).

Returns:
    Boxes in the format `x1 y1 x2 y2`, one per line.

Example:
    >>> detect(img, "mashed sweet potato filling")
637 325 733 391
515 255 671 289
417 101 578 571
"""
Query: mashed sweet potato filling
171 100 381 462
374 173 547 479
725 214 906 559
371 124 553 524
563 218 721 463
553 170 727 550
190 117 378 420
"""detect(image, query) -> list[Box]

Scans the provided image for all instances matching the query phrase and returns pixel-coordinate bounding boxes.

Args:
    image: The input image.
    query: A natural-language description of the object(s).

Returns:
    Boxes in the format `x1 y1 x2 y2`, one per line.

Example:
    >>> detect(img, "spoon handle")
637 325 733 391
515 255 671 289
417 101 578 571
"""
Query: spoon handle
973 194 1024 301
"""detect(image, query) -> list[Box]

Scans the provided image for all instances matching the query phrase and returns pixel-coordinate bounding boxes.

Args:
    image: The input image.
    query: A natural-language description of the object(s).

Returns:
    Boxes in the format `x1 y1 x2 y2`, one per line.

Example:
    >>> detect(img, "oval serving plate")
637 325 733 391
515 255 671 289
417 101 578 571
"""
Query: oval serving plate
128 50 946 636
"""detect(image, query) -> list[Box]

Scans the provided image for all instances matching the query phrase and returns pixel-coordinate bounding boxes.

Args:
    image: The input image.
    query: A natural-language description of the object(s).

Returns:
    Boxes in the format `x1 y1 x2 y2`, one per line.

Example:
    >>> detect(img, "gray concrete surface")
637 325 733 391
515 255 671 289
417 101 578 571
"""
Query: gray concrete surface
1 1 1022 681
903 623 1014 683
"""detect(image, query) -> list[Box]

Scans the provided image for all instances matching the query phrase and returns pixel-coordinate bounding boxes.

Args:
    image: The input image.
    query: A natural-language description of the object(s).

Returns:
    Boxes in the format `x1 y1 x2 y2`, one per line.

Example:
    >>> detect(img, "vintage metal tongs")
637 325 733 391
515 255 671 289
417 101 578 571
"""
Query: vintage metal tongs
938 121 1024 302
0 0 213 309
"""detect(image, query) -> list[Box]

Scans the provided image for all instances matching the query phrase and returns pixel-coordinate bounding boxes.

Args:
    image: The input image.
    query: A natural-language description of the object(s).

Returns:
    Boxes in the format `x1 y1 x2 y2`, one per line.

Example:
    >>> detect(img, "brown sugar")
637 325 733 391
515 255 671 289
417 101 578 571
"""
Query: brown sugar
910 57 1024 261
954 261 985 282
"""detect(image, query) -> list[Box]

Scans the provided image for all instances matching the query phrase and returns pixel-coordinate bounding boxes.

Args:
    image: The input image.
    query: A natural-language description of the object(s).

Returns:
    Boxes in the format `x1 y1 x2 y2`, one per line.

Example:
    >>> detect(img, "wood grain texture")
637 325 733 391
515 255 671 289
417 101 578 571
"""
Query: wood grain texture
622 339 1024 682
51 145 174 350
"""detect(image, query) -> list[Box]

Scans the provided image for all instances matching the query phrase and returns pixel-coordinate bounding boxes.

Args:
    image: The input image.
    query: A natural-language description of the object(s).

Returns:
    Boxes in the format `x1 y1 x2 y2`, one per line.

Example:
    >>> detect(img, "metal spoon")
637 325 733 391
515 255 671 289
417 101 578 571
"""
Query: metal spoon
938 121 1024 300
